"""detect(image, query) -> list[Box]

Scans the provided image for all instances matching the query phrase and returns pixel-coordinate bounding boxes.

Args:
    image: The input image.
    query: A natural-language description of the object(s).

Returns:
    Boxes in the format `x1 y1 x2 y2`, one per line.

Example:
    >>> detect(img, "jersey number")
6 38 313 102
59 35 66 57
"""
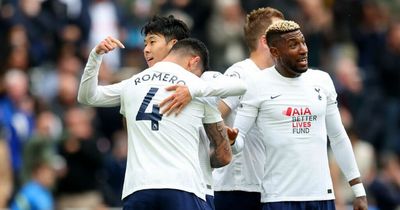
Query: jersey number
136 87 163 131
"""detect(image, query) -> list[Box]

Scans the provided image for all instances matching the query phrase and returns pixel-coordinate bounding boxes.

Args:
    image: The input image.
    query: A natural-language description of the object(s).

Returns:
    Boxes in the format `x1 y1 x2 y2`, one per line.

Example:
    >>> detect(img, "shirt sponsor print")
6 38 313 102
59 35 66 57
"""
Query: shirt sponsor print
282 107 318 134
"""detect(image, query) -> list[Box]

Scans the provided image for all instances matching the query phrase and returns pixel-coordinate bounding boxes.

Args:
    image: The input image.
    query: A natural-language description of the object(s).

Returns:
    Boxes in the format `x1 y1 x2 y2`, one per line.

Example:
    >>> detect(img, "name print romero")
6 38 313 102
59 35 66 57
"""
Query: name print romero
134 72 186 85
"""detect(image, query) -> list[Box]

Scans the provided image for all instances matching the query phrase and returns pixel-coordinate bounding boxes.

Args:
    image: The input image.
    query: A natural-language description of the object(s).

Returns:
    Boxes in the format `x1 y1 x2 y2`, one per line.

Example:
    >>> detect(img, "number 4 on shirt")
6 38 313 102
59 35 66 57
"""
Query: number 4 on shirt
136 87 163 131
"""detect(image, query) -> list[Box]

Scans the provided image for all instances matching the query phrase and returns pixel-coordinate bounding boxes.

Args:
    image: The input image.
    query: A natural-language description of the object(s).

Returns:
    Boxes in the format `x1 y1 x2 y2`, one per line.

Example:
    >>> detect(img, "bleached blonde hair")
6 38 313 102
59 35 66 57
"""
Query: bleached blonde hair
265 20 301 47
265 20 300 35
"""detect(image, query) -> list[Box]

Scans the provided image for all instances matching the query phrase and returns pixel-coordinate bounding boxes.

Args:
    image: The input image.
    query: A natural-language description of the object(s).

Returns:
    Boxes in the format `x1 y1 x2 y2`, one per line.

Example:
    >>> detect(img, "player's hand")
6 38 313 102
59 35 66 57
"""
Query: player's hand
353 196 368 210
95 36 125 55
159 84 192 116
226 127 238 145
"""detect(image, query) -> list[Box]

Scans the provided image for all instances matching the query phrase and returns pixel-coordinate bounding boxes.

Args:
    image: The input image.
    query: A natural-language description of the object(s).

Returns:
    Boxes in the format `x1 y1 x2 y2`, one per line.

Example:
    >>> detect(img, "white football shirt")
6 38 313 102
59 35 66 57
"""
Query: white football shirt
233 67 361 202
213 59 264 192
119 62 223 200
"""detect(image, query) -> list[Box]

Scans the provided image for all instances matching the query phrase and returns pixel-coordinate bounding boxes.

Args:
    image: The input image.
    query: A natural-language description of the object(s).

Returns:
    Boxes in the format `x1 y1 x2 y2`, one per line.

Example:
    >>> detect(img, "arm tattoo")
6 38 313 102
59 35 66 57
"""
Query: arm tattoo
204 121 232 168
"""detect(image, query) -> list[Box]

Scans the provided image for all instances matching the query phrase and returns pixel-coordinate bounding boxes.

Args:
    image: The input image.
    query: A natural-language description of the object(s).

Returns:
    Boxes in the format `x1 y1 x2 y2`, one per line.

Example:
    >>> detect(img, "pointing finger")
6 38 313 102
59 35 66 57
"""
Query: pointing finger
109 36 125 48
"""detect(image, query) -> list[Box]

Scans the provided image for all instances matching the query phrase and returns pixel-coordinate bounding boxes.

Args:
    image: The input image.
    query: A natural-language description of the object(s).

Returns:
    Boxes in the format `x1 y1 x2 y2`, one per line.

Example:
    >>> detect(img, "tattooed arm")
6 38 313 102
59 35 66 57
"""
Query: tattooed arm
204 121 233 168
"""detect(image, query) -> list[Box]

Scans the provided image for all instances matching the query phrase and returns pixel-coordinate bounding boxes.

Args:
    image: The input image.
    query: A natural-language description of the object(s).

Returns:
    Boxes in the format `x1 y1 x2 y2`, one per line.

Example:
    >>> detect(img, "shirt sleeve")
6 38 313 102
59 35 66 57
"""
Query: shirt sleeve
231 76 260 154
189 71 247 98
220 65 244 110
202 98 223 124
77 48 125 107
324 74 361 181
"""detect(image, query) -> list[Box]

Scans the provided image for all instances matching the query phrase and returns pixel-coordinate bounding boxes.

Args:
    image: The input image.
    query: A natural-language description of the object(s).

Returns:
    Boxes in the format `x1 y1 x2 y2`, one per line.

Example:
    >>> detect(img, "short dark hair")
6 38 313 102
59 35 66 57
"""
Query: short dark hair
170 38 210 72
265 20 300 48
141 15 190 42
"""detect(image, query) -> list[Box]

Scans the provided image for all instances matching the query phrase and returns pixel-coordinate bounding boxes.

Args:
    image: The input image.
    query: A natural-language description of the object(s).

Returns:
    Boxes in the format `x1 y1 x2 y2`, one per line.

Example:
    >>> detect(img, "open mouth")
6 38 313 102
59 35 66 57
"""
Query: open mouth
298 57 308 65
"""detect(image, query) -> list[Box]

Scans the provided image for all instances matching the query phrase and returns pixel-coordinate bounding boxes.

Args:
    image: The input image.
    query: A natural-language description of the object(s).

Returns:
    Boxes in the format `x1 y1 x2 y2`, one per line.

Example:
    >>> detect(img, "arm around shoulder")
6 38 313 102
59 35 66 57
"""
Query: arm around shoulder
189 75 247 98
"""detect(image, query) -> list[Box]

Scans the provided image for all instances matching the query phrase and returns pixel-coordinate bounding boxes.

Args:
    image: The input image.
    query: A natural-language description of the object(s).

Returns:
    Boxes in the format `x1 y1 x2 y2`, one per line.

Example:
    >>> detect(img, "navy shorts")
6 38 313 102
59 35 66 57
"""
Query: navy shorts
122 189 207 210
206 194 215 210
262 200 336 210
214 191 262 210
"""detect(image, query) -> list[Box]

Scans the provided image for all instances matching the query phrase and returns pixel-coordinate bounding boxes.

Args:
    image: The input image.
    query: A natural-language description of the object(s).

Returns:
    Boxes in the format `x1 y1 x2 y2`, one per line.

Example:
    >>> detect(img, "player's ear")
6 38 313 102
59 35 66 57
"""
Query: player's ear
188 56 202 76
269 46 279 58
168 39 178 47
260 35 268 48
189 56 200 67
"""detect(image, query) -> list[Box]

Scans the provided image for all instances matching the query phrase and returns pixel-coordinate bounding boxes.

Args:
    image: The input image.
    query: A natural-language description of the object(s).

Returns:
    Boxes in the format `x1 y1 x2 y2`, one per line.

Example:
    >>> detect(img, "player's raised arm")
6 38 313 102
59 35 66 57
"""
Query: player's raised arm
77 36 126 107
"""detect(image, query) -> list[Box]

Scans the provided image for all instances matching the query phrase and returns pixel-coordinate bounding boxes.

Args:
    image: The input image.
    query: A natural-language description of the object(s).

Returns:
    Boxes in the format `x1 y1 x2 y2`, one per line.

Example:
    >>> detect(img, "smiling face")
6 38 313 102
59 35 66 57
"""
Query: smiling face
143 33 177 67
271 29 308 77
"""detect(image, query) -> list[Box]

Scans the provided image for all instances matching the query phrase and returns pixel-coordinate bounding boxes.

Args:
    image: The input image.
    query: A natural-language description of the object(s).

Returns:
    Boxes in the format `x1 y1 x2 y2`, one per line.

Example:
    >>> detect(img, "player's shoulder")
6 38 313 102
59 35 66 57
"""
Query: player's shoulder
224 59 257 79
304 68 335 88
201 71 222 81
304 68 332 82
304 68 331 79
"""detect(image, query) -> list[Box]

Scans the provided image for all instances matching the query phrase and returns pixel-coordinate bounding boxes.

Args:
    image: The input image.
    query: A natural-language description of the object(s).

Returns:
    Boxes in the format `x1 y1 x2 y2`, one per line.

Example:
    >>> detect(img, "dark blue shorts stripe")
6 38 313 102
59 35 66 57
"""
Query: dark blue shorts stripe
262 200 336 210
123 189 207 210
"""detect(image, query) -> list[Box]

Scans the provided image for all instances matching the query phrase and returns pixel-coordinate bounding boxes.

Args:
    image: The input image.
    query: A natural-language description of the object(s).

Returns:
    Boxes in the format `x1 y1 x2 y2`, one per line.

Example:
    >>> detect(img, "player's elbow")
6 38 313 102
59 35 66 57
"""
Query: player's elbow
237 81 247 95
77 94 88 105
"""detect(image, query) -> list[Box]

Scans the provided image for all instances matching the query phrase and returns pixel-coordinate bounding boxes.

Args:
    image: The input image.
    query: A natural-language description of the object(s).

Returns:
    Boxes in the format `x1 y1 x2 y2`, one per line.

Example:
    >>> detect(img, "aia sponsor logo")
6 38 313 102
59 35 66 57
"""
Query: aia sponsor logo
282 107 312 116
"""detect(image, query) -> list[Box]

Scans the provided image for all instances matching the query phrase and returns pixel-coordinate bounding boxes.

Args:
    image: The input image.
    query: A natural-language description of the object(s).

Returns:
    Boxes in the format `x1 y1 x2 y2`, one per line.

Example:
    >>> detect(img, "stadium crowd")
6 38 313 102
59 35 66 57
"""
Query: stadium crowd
0 0 399 209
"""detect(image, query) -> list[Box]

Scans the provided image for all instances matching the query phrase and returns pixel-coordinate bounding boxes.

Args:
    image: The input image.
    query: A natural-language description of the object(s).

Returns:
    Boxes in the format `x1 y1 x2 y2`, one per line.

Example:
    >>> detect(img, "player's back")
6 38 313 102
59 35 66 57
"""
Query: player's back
120 61 219 200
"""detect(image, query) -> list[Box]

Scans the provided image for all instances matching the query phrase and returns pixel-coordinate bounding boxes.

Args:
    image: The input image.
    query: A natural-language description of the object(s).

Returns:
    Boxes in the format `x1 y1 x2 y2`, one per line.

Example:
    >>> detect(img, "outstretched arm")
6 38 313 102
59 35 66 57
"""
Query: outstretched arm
159 72 247 115
77 36 126 107
204 121 233 168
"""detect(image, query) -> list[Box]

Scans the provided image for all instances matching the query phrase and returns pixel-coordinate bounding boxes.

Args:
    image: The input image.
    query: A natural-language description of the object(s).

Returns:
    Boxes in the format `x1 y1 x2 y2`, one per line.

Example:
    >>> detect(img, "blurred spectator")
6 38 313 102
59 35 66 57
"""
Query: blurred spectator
351 0 389 88
369 152 400 210
4 25 31 72
376 20 400 152
55 0 91 56
51 73 80 119
207 0 246 71
100 130 127 207
30 50 83 105
159 0 212 47
330 45 382 148
55 107 105 209
0 69 35 185
333 46 364 110
88 0 125 71
240 0 298 19
6 0 60 66
294 0 334 69
10 110 63 210
9 143 57 210
20 111 63 183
